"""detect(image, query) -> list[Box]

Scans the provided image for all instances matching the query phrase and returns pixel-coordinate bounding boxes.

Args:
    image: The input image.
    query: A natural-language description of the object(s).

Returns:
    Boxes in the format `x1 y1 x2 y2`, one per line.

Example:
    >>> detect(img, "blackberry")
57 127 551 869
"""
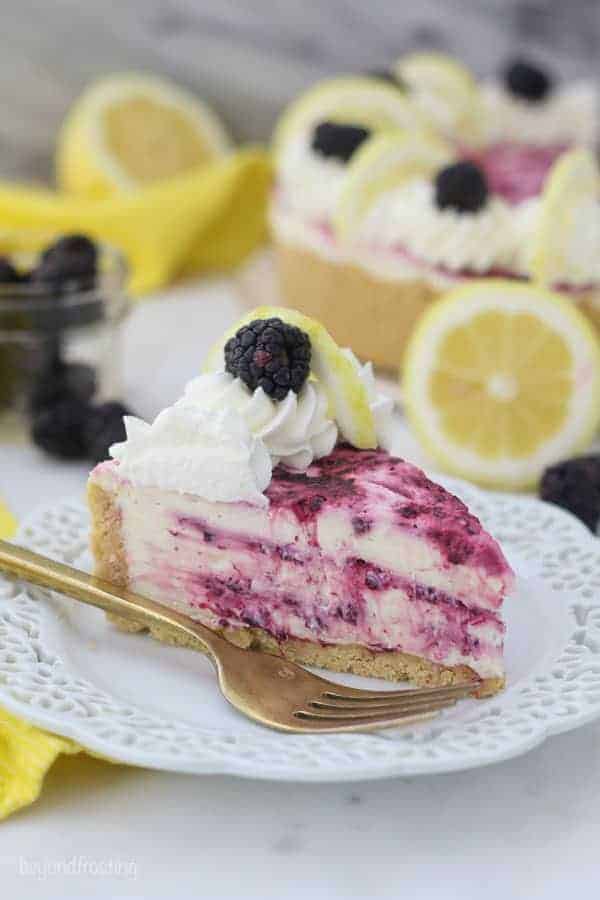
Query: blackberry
503 59 552 102
435 161 488 214
224 318 311 401
29 360 97 414
83 401 131 464
311 121 371 164
540 456 600 533
31 397 91 459
31 234 98 288
0 256 22 284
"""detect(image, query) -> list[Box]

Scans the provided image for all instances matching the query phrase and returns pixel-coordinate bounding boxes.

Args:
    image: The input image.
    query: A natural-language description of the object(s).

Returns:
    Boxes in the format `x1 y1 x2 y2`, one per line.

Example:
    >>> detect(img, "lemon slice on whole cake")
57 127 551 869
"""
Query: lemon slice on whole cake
57 73 232 197
333 129 453 241
403 280 600 490
272 76 426 158
204 306 377 449
528 148 600 288
393 51 481 143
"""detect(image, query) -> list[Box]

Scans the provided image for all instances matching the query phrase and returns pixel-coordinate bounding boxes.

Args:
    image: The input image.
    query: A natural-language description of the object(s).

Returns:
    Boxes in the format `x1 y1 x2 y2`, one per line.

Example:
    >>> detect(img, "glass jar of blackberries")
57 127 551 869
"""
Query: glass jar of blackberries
0 233 132 462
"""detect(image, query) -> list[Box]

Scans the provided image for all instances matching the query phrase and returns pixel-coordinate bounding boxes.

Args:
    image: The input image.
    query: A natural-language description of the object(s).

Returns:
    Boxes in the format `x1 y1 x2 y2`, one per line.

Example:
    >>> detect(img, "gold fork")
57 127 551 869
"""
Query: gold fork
0 539 479 733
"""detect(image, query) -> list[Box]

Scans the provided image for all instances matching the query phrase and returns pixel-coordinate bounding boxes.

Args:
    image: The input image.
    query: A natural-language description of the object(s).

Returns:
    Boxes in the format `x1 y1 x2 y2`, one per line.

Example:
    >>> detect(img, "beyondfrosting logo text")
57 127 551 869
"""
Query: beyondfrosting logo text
17 855 138 880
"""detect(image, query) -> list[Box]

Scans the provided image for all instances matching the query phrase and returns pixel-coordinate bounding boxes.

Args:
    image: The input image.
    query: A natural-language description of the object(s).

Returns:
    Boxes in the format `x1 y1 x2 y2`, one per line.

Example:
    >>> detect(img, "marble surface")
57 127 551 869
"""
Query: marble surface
1 278 600 898
0 0 598 180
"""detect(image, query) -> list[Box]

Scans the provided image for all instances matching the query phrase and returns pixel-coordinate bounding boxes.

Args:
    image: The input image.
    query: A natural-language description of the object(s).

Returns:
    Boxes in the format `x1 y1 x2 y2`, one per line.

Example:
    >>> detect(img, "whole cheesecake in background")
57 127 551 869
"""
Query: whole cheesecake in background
88 308 514 697
269 54 599 369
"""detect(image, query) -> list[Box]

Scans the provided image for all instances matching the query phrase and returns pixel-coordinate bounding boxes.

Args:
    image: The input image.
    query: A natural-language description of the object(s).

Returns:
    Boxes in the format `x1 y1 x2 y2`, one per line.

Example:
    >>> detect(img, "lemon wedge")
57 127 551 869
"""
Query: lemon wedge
204 306 377 449
273 77 426 158
403 280 600 490
333 130 453 241
528 148 600 287
57 73 231 197
393 52 481 143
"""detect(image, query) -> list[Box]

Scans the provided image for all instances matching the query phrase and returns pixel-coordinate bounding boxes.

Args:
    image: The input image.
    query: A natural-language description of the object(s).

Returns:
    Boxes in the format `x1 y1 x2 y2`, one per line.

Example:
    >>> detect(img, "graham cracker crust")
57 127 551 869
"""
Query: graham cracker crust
274 241 600 370
274 240 439 371
88 479 503 698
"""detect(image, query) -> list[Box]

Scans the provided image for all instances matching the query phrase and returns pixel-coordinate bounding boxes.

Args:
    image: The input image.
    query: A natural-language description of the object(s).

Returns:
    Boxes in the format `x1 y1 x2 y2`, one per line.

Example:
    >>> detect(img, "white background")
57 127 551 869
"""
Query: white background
2 280 600 899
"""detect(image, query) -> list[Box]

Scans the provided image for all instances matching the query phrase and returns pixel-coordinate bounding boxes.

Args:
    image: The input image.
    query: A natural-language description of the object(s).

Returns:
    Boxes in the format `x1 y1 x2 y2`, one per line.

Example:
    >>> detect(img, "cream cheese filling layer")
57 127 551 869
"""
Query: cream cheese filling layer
94 470 504 679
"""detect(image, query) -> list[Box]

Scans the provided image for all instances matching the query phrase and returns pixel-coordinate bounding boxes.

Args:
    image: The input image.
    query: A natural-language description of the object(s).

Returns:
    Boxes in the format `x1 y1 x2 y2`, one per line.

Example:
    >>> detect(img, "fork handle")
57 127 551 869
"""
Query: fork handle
0 538 232 668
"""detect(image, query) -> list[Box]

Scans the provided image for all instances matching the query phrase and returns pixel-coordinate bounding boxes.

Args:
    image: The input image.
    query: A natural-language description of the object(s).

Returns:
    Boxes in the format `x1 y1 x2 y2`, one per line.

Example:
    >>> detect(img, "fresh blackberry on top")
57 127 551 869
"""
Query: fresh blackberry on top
434 161 488 213
311 121 371 164
31 234 98 287
224 317 311 401
503 59 553 103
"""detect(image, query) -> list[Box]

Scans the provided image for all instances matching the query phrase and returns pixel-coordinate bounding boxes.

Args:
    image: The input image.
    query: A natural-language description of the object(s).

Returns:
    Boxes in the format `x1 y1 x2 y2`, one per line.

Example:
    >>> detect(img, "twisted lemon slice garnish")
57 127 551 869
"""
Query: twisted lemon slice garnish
273 76 426 159
528 148 599 288
393 52 482 143
333 129 453 241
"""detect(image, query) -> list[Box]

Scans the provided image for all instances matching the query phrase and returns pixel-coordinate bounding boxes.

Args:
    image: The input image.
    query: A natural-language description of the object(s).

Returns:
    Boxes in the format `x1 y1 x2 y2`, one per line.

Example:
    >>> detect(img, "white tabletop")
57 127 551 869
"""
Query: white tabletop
2 278 600 899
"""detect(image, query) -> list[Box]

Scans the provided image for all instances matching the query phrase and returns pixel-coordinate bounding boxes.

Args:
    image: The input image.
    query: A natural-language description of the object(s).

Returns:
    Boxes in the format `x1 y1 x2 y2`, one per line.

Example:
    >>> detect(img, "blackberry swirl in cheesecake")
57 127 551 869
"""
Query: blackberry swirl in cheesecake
88 308 514 696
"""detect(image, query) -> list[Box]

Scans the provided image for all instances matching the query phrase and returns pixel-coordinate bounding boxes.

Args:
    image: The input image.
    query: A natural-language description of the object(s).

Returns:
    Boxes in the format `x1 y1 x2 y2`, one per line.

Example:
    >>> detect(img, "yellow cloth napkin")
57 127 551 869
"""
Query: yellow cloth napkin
0 499 83 820
0 147 272 295
0 149 272 819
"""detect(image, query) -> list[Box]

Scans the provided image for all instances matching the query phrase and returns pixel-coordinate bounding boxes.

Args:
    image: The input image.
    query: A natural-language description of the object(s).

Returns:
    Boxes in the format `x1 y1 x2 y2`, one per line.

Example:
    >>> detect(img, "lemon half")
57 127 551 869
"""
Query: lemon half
403 281 600 490
204 306 377 449
57 73 231 197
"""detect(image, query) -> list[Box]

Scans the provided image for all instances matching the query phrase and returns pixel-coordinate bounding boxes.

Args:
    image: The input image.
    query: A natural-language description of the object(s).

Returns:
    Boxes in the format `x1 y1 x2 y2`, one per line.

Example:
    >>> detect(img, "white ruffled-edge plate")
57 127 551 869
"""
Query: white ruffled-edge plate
1 479 599 782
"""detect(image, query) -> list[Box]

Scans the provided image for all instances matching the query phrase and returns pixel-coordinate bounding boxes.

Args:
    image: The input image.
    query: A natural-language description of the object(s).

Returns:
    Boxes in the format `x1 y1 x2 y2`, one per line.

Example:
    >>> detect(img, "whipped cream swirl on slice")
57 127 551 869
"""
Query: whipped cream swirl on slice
183 372 338 470
109 358 394 504
356 178 516 273
110 404 272 507
342 349 395 449
110 371 339 504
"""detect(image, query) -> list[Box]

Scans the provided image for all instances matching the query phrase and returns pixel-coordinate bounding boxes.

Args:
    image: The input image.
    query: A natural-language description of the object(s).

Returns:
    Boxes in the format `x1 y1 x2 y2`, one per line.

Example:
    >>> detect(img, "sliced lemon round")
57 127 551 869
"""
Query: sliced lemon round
273 77 426 158
403 280 600 490
333 130 453 241
56 73 231 197
393 52 481 143
528 148 600 287
204 306 377 449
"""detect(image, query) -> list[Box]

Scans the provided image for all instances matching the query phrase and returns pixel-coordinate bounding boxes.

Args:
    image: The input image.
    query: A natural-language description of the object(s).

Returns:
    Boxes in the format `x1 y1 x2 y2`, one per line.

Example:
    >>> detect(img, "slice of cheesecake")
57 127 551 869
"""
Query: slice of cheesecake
89 443 513 696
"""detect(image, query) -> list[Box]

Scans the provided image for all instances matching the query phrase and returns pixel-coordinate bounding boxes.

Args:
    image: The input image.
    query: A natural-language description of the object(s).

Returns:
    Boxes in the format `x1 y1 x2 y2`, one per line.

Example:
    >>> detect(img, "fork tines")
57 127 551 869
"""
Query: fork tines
292 681 479 732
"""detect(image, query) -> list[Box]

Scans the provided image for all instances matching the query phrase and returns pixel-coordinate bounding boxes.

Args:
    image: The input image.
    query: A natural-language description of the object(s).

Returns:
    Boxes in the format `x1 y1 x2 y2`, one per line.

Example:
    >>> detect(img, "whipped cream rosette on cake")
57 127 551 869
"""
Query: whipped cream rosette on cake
269 56 599 369
88 307 514 697
475 58 598 203
395 53 597 201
